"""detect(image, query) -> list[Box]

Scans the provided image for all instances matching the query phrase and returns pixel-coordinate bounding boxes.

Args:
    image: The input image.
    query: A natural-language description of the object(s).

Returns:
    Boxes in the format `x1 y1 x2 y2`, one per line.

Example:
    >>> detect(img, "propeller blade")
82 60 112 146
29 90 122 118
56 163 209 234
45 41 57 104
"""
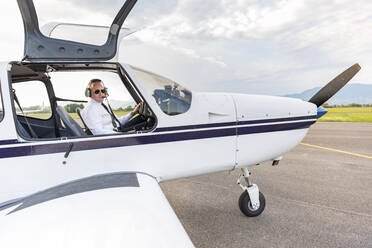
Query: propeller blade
309 63 361 107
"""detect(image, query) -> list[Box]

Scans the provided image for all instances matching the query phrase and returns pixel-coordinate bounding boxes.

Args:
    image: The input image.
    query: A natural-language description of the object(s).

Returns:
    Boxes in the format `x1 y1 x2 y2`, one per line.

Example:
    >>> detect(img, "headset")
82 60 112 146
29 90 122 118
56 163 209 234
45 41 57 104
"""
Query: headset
85 79 108 97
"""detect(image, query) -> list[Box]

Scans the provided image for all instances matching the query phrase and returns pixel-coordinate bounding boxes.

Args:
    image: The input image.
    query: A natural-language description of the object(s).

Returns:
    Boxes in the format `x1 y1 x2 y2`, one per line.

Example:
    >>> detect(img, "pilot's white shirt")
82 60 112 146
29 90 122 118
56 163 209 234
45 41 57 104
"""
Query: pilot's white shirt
81 99 132 135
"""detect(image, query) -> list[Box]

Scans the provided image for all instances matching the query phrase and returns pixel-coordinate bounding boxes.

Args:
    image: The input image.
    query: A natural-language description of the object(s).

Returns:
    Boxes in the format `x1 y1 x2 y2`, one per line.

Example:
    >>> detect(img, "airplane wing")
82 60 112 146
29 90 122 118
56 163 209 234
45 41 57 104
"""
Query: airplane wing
0 172 194 248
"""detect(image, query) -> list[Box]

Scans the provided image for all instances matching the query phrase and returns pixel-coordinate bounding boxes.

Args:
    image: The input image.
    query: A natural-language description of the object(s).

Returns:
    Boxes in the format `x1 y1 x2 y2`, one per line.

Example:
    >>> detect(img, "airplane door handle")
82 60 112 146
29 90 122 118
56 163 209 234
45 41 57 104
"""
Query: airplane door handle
64 143 74 159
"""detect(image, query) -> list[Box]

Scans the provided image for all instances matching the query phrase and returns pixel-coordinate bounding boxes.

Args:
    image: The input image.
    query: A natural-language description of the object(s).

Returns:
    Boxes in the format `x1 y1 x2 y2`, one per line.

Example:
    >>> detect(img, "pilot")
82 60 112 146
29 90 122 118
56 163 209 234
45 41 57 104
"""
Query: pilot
81 79 142 135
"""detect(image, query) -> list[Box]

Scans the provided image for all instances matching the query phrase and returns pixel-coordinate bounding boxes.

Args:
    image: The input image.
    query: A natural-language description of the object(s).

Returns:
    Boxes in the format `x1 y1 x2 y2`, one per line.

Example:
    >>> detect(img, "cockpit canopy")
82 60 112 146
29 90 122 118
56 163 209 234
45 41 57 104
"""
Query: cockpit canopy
130 66 192 116
17 0 137 62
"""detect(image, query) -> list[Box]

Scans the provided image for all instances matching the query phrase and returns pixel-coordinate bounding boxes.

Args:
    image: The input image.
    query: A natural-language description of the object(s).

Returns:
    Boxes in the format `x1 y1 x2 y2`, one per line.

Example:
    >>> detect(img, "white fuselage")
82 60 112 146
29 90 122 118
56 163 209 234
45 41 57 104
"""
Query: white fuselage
0 62 317 203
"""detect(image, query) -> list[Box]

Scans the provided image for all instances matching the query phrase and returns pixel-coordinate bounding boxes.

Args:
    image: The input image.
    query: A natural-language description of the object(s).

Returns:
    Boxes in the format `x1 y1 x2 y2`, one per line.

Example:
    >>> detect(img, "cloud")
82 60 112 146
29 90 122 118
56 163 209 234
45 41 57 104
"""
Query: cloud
0 2 24 61
197 0 305 40
33 0 115 26
128 0 306 41
29 0 372 84
130 28 227 68
121 0 371 93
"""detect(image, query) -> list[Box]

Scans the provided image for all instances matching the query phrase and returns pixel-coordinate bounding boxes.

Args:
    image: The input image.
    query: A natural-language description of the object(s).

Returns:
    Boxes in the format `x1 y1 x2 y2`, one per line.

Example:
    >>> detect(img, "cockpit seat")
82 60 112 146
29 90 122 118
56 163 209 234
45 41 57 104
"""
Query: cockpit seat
56 106 87 137
17 120 32 138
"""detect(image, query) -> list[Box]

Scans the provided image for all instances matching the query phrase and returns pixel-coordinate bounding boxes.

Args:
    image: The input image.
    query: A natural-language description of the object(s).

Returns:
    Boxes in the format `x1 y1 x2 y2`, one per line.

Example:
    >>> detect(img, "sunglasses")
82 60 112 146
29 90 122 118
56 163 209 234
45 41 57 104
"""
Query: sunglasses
94 89 106 95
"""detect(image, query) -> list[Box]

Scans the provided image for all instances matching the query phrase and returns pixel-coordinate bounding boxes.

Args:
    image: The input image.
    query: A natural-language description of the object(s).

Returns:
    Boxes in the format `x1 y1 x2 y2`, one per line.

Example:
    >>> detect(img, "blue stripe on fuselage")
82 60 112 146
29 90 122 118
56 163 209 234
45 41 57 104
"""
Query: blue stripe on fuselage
0 139 19 145
155 115 317 132
0 116 316 159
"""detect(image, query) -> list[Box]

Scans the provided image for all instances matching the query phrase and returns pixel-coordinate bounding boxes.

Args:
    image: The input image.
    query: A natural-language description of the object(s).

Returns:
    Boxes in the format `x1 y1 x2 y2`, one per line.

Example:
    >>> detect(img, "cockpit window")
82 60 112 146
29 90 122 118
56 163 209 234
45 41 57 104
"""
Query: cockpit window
12 81 52 120
130 66 192 115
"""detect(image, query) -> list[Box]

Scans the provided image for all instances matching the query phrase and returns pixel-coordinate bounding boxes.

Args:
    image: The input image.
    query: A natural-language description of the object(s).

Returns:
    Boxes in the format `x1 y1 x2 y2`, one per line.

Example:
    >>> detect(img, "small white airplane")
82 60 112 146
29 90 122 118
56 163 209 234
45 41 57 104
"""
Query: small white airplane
0 1 361 247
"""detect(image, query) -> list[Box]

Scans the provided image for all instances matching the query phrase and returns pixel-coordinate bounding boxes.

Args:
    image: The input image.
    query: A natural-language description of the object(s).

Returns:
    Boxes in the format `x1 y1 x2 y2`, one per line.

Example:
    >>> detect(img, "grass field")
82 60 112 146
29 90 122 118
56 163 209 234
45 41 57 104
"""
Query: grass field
325 107 372 113
318 107 372 122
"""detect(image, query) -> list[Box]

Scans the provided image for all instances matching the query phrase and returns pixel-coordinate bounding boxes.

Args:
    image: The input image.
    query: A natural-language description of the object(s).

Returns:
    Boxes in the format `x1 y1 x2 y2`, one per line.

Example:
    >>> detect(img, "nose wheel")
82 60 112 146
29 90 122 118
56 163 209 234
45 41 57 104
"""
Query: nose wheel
237 168 266 217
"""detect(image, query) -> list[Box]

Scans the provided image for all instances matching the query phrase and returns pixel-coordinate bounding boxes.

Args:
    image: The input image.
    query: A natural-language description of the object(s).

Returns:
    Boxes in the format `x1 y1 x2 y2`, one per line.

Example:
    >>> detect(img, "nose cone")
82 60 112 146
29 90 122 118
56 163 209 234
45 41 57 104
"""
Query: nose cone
317 106 328 119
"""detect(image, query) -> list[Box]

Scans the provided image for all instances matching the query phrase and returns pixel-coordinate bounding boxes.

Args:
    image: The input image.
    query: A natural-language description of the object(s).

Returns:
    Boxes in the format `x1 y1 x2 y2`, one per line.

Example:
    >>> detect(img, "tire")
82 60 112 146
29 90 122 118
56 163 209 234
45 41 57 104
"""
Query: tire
238 190 266 217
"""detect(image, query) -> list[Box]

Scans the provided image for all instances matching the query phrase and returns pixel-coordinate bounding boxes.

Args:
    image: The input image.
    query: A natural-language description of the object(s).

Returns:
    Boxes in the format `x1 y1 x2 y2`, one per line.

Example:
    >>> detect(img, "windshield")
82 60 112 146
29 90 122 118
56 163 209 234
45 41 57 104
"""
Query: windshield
130 66 192 116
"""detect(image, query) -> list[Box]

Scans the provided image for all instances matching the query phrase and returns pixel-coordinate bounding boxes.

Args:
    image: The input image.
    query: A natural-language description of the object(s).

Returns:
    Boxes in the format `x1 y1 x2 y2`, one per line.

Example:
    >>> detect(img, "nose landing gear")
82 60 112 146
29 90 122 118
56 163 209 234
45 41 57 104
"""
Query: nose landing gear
237 168 266 217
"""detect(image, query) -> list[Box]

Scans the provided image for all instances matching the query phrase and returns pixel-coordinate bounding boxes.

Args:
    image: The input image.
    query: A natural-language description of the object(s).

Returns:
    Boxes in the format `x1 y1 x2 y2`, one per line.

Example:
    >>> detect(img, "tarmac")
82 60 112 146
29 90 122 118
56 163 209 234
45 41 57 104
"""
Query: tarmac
161 122 372 248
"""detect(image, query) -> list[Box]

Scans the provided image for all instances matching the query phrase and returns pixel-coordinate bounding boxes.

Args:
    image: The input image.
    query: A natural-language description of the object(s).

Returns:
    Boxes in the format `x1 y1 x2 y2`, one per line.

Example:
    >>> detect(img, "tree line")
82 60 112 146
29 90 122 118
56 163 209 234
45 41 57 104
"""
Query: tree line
323 103 372 108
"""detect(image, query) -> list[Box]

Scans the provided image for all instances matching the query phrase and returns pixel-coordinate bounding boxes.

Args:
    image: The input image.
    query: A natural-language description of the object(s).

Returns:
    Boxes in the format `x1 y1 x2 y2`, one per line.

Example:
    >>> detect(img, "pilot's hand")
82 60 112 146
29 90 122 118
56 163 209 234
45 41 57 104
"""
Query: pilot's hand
131 102 143 116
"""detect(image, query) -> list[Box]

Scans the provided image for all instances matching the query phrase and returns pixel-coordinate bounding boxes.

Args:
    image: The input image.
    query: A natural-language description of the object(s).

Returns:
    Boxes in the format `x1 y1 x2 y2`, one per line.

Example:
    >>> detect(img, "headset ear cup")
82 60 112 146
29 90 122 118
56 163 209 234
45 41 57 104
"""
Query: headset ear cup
85 88 91 97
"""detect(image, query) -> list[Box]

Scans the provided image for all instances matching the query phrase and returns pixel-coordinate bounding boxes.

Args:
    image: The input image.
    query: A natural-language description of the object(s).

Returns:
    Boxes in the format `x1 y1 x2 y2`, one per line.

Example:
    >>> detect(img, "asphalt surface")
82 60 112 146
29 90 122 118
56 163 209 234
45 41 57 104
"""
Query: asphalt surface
161 122 372 248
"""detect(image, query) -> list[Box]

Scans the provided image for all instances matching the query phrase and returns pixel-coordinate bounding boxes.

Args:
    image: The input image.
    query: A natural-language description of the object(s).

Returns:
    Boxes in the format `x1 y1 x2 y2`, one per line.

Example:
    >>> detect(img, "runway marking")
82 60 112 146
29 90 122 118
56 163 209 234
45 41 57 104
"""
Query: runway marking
300 142 372 159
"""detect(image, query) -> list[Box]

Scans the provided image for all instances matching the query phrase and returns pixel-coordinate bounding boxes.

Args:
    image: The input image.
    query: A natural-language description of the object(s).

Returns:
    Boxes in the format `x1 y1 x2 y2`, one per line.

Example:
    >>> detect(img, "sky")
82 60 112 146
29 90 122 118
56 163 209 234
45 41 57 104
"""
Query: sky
0 0 371 98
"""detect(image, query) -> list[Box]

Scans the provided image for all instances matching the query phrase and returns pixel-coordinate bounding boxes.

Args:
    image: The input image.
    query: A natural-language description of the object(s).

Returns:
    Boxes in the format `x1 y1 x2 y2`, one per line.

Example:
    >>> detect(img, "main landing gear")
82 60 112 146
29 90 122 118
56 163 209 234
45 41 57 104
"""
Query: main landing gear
237 168 265 217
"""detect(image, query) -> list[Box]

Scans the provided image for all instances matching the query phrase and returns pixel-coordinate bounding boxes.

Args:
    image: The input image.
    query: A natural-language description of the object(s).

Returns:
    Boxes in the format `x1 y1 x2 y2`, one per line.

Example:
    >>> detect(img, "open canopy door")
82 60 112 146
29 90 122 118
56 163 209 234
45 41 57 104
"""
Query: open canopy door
17 0 137 62
40 23 137 62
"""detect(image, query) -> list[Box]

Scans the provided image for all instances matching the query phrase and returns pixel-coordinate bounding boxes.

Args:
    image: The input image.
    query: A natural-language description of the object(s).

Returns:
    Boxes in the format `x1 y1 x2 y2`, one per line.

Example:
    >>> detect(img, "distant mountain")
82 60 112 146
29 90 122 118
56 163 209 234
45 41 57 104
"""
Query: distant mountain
284 83 372 105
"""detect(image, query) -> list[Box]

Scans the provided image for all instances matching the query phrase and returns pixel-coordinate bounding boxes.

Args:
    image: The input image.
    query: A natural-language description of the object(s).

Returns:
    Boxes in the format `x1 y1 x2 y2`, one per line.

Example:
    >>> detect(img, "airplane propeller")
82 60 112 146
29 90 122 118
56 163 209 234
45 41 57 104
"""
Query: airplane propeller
309 63 361 107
